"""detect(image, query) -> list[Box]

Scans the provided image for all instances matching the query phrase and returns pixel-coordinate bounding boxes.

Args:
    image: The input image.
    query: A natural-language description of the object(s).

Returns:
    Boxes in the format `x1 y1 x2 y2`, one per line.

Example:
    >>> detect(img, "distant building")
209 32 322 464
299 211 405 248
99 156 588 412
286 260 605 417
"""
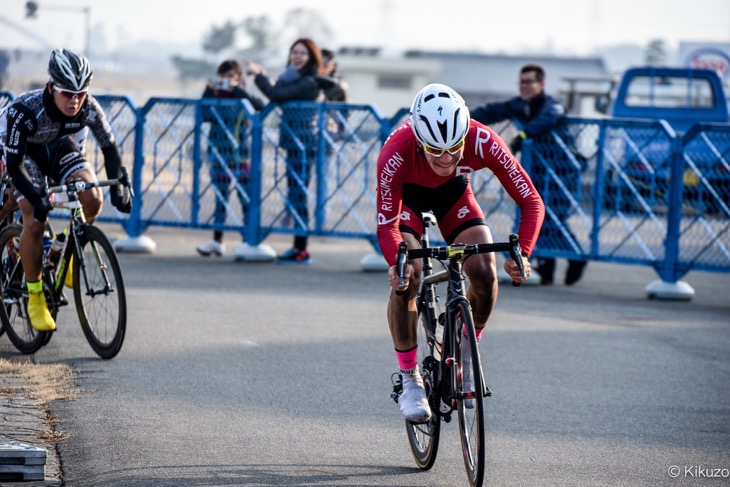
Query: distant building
337 47 613 117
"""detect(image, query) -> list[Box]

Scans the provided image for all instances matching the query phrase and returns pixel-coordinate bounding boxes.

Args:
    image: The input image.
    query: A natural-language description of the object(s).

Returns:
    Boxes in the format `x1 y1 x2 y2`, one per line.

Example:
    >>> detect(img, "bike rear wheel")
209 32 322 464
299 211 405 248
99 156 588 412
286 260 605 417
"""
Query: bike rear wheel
405 289 441 470
0 224 52 353
73 225 126 359
454 301 486 487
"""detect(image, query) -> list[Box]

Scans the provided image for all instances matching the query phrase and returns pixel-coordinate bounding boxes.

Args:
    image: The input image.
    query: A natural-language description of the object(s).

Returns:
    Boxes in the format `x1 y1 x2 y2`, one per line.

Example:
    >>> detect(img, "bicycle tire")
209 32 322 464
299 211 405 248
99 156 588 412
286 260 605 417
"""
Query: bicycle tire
73 225 126 359
454 300 486 487
0 224 52 353
404 286 441 470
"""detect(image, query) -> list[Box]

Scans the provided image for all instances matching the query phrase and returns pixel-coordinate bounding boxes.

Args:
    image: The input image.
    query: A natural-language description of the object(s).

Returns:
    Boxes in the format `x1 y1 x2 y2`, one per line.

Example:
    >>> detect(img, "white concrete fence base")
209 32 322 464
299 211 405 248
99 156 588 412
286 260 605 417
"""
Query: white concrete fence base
234 242 277 262
645 280 695 301
114 235 157 253
361 253 389 272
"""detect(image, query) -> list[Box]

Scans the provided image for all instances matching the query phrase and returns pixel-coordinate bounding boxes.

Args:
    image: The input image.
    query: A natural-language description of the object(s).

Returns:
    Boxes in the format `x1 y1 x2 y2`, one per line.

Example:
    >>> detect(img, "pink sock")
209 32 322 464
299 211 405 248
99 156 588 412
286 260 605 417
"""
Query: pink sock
463 326 485 342
395 347 418 372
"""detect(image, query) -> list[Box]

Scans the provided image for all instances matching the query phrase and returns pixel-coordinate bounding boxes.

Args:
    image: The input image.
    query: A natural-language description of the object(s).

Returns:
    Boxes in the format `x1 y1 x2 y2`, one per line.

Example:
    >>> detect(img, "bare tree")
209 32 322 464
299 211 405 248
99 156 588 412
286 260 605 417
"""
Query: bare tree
202 21 238 56
279 8 333 49
171 8 331 82
238 15 278 62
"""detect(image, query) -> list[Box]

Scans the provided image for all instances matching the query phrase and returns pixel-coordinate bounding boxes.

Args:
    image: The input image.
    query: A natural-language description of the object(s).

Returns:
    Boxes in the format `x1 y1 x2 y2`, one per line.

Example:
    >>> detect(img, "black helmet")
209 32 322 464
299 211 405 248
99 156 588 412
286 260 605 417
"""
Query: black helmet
48 48 93 91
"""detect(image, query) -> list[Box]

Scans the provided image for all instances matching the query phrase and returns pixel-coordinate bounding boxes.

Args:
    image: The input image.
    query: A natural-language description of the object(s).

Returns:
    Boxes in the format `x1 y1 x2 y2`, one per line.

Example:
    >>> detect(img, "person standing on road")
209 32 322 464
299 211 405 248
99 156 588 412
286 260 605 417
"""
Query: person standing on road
196 59 265 257
470 64 587 285
377 83 544 422
246 38 336 265
0 48 132 332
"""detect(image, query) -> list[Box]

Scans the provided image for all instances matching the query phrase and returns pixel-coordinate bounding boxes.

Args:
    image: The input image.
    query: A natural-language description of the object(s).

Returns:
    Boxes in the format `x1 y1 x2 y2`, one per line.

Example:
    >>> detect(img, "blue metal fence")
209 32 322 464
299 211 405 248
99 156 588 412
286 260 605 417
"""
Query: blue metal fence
1 92 728 288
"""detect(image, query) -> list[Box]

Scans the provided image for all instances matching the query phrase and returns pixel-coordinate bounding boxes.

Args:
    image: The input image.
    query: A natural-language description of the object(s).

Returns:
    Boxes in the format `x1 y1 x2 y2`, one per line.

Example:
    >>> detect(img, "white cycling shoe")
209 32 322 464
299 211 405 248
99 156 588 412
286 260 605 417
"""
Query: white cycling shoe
400 372 432 423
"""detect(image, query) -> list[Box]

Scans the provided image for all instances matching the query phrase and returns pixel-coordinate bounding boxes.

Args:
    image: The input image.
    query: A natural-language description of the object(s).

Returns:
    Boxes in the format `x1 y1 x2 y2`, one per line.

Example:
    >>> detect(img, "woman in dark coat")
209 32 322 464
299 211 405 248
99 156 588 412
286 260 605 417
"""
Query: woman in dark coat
246 38 329 264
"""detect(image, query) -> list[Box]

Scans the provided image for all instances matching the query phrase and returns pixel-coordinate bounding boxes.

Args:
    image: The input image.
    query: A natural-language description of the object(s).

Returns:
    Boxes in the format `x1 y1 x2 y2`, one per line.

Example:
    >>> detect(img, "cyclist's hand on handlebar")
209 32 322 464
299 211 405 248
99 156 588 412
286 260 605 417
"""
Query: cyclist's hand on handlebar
110 185 132 213
388 264 413 294
33 197 52 222
504 258 531 283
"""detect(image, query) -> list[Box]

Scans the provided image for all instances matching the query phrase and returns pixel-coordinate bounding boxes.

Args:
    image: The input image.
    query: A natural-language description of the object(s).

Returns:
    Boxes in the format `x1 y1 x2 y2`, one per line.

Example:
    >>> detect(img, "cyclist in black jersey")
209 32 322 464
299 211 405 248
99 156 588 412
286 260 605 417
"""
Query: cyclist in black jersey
0 48 132 332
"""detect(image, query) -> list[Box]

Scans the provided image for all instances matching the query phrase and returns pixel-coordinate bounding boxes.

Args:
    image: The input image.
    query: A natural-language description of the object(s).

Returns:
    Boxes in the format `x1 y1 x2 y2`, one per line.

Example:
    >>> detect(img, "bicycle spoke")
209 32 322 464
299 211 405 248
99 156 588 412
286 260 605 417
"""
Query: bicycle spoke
74 226 126 359
0 224 48 353
455 302 485 487
404 289 441 470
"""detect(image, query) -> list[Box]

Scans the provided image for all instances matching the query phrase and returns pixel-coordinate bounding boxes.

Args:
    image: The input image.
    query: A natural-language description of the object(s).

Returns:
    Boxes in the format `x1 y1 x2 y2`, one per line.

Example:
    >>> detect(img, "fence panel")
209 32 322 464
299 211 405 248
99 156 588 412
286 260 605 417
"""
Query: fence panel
255 101 388 247
135 98 200 232
1 90 728 285
678 123 730 272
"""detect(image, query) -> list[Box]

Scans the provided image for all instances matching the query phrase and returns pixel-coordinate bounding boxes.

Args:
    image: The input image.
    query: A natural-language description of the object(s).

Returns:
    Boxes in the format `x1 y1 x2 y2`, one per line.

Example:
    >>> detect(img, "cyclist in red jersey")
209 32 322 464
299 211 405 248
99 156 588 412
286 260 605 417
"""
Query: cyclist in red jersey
377 84 544 422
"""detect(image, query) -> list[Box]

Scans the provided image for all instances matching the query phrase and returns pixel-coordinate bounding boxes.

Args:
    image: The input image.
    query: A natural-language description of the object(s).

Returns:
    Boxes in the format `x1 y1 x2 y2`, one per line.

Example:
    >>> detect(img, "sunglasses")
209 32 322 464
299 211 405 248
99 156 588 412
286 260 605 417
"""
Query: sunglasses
421 138 466 157
52 85 88 100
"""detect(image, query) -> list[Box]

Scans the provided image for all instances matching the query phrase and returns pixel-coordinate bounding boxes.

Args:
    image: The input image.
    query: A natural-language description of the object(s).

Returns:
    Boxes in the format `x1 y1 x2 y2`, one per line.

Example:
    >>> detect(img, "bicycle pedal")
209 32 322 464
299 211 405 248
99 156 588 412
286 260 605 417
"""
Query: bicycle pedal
58 292 69 307
484 384 492 397
390 372 402 404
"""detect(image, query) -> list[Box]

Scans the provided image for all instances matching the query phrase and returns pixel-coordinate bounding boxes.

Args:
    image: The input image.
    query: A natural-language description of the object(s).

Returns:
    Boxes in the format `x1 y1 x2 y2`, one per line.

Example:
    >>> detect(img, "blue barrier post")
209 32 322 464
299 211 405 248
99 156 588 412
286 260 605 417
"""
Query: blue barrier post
245 111 264 246
645 132 695 299
127 105 145 238
662 135 685 283
591 120 607 257
191 100 202 227
315 103 327 234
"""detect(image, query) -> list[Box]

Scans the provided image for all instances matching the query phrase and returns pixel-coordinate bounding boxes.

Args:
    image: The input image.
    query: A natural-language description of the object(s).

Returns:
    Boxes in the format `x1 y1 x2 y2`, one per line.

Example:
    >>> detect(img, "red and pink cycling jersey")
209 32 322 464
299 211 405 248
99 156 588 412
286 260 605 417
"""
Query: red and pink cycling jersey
376 118 545 266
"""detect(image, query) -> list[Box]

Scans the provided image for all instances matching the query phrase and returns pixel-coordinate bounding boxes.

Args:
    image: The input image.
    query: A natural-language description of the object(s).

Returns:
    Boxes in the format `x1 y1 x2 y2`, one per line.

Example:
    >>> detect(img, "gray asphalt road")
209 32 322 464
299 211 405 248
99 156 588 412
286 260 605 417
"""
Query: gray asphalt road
17 226 730 486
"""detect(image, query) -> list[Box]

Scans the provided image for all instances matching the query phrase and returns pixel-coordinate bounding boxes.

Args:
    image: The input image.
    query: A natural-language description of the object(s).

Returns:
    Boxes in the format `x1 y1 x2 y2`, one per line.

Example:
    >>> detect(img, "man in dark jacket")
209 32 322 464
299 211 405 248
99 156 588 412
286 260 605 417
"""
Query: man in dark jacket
196 59 265 257
470 64 587 285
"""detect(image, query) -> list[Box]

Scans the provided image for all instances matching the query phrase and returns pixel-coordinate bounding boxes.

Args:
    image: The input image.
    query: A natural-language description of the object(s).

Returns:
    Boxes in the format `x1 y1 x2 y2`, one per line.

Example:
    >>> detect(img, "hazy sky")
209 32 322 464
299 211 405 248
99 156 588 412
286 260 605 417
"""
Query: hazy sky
3 0 730 57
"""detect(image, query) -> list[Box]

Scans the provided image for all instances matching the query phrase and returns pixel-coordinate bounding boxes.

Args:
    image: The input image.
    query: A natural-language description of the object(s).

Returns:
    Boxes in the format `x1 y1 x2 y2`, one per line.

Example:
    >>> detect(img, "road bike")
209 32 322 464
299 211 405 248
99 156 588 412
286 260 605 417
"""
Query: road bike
0 172 131 359
391 213 525 487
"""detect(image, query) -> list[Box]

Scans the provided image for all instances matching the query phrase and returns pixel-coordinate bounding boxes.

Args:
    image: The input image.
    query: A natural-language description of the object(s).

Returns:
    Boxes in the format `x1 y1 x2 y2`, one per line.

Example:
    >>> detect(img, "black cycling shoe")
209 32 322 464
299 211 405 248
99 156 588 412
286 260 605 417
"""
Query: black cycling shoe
535 258 555 285
565 260 587 285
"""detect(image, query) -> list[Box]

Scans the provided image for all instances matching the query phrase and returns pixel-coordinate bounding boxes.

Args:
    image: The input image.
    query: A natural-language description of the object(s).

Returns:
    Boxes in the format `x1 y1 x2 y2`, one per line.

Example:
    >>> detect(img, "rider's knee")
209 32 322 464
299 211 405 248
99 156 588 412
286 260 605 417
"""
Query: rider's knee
468 260 498 292
23 217 45 236
81 189 103 220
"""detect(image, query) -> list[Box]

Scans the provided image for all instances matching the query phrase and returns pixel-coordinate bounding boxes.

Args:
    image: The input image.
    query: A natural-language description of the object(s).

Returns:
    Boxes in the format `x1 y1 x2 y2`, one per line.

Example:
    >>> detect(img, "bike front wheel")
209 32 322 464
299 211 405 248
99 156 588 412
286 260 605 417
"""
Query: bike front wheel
73 225 126 359
405 288 441 470
454 301 486 487
0 224 52 353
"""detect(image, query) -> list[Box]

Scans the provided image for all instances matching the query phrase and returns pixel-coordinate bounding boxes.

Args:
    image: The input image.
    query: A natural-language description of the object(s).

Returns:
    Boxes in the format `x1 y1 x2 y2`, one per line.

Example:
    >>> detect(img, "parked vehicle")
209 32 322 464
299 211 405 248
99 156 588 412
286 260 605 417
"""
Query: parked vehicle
603 66 729 213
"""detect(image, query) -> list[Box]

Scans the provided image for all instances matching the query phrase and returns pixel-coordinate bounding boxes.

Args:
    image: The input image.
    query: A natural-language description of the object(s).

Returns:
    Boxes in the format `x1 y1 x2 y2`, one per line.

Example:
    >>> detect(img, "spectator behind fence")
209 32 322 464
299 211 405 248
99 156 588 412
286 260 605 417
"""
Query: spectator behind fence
246 38 337 264
320 49 349 103
470 64 587 286
196 60 265 257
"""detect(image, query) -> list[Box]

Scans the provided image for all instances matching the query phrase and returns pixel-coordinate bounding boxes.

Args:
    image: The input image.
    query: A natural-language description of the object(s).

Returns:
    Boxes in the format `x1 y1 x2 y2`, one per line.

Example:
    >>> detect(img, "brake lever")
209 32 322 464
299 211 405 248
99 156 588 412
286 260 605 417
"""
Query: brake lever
120 167 135 198
508 234 526 287
397 241 408 287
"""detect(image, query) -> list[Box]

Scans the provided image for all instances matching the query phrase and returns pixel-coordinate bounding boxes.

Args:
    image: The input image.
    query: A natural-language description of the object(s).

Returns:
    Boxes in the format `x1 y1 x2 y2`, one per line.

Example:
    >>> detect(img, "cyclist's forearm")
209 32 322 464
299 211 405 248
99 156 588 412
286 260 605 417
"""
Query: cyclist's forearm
101 145 123 180
7 159 41 206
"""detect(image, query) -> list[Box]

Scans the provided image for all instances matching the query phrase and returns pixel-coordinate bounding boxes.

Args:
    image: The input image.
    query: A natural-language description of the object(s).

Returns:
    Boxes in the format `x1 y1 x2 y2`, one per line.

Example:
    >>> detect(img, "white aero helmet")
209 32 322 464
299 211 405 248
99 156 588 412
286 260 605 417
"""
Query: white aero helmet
48 48 93 91
410 83 470 150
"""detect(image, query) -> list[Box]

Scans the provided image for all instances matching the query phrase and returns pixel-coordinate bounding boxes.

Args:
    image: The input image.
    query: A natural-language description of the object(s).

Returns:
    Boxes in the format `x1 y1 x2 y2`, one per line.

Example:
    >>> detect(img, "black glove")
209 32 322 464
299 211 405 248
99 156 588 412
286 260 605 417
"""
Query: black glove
33 197 53 222
110 185 132 214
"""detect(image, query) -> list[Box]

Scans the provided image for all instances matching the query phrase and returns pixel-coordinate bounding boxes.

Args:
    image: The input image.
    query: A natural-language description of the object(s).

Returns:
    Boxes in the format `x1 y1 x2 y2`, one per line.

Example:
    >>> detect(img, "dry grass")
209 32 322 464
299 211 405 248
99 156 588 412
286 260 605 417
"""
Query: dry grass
0 358 78 444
